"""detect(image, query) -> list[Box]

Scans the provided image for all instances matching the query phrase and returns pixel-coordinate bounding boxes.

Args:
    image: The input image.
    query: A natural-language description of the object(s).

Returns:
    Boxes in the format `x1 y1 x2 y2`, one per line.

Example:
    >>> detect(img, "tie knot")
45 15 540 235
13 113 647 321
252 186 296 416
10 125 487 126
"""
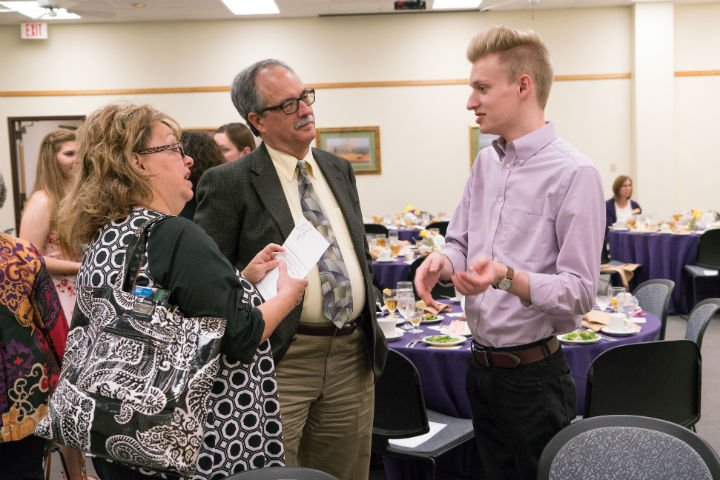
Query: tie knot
297 160 309 178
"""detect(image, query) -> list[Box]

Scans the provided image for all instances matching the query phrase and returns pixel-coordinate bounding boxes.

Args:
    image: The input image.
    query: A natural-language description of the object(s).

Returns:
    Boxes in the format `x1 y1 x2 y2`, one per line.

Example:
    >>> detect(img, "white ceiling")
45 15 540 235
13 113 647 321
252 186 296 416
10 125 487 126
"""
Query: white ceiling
0 0 714 25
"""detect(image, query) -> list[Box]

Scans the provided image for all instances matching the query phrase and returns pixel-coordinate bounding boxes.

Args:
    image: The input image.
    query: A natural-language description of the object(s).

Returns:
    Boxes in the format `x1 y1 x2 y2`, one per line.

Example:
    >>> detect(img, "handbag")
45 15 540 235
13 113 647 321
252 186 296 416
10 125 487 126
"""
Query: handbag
35 217 226 476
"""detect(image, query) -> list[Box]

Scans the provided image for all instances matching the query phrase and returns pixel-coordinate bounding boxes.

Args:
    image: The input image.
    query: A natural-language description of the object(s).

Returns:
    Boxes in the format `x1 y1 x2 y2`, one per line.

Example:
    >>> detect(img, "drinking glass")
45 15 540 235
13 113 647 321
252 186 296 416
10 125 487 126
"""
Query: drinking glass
407 306 424 333
595 282 610 311
396 291 415 330
609 286 625 311
397 281 413 295
375 234 387 248
390 241 402 258
620 294 639 319
388 230 399 245
383 289 398 318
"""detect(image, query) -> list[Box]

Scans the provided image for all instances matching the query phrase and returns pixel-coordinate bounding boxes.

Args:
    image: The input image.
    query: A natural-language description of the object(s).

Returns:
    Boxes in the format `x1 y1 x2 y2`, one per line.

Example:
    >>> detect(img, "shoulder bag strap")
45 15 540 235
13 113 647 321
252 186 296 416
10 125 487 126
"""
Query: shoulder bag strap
115 215 170 293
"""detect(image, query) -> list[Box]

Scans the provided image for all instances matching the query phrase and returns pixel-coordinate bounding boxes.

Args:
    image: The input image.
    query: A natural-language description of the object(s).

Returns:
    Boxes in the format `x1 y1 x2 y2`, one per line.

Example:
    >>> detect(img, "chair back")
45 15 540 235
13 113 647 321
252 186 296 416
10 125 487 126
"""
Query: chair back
696 228 720 269
684 298 720 349
585 340 701 428
225 467 338 480
364 223 389 236
424 221 449 237
373 350 429 440
538 415 720 480
632 279 674 340
408 256 455 299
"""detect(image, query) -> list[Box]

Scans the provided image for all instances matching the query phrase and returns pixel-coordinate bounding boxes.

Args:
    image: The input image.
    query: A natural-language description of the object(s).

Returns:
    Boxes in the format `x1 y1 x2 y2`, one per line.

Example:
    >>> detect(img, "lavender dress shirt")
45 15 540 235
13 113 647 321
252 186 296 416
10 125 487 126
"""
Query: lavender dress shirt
443 123 605 348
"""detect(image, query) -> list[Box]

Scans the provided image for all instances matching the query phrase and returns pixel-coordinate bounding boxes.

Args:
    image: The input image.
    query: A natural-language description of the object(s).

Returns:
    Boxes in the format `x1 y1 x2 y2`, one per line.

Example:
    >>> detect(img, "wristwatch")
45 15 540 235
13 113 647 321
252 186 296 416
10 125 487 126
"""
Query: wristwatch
493 265 514 290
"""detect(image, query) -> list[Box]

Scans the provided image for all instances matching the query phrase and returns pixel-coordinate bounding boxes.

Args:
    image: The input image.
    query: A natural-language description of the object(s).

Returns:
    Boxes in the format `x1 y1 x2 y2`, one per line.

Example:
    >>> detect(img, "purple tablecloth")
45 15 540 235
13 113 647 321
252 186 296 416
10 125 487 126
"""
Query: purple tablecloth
392 227 422 242
383 306 661 479
607 230 700 314
372 258 412 291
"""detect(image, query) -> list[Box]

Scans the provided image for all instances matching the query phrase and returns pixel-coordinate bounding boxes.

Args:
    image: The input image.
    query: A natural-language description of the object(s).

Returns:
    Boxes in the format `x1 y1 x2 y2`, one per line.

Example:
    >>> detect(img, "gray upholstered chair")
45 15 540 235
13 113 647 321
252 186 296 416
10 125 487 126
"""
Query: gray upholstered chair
537 415 720 480
632 278 674 340
225 467 337 480
684 298 720 350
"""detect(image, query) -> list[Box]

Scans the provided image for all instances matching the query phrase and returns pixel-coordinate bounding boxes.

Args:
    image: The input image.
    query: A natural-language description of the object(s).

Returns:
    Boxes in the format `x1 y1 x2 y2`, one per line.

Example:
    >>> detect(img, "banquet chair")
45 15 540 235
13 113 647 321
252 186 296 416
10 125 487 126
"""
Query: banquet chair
632 279 674 340
364 223 389 236
372 350 474 480
585 340 701 429
537 415 720 480
684 298 720 350
424 221 449 237
224 466 338 479
684 228 720 309
408 256 455 299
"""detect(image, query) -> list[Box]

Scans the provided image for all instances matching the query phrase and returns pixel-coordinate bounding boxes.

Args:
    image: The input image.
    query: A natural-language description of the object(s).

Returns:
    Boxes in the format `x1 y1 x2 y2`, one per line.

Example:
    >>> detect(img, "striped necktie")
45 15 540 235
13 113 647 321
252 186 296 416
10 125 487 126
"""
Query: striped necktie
296 160 353 328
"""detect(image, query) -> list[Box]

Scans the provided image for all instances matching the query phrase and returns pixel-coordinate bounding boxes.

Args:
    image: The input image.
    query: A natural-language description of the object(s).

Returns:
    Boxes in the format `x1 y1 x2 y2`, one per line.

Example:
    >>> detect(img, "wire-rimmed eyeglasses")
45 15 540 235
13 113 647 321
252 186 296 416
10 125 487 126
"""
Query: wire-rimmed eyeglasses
135 142 185 158
259 89 315 115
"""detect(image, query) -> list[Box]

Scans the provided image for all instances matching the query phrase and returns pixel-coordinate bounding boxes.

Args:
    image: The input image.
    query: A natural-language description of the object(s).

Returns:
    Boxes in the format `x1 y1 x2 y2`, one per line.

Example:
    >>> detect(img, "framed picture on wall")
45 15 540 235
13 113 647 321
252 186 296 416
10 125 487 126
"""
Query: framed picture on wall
316 126 381 175
469 125 498 167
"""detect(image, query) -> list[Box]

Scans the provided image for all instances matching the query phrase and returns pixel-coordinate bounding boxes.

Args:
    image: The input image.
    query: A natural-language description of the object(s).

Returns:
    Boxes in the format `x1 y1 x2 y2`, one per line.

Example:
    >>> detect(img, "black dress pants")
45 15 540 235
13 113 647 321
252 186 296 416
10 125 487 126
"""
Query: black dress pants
466 347 576 480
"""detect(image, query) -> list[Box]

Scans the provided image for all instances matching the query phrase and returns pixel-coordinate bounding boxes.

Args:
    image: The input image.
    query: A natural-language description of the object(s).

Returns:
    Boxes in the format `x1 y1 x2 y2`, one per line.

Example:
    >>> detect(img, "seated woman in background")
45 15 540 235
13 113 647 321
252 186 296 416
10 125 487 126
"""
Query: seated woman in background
606 174 642 228
213 122 255 162
178 131 224 220
0 173 70 480
55 103 307 479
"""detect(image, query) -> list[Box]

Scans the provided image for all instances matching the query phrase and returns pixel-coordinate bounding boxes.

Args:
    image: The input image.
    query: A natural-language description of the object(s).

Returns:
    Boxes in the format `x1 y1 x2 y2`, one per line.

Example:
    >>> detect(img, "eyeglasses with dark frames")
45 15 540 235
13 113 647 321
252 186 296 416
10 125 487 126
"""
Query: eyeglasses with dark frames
259 89 315 115
135 142 185 158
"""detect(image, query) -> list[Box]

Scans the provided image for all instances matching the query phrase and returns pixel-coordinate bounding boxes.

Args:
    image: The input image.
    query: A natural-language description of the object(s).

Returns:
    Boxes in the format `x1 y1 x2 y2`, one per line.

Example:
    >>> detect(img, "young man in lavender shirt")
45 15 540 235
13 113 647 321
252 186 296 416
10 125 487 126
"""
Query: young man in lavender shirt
414 25 605 480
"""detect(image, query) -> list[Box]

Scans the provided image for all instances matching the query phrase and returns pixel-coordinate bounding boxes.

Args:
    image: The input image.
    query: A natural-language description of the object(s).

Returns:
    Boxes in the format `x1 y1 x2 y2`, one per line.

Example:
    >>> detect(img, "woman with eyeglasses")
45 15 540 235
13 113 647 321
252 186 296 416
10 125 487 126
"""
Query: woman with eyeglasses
53 103 307 479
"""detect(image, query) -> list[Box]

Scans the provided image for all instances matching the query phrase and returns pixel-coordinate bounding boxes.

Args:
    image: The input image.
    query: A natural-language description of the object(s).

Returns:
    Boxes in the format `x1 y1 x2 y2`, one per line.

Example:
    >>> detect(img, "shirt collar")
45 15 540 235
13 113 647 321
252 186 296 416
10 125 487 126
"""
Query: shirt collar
265 143 317 181
492 122 556 167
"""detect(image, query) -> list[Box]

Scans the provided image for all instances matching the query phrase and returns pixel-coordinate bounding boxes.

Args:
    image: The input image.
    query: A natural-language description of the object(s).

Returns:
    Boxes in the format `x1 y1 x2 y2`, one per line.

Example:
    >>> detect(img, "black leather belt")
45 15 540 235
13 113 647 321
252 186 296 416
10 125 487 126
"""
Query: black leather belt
296 320 359 337
471 336 559 368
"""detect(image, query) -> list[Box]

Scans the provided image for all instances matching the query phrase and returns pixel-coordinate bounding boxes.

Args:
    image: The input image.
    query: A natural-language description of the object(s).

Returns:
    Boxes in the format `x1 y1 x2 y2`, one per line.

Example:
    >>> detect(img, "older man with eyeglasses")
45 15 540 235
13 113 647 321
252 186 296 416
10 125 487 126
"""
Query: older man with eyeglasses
195 59 387 480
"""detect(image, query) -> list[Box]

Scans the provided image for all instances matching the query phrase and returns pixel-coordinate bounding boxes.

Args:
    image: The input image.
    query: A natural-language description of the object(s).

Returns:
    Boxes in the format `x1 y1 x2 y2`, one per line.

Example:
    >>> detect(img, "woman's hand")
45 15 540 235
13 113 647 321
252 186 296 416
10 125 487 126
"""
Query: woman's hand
241 243 284 284
276 260 308 307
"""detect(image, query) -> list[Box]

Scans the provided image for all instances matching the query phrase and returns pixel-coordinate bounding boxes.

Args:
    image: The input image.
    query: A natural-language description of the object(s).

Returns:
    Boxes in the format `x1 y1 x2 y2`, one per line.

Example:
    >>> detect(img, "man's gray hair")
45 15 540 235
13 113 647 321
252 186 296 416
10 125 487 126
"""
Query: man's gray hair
230 59 293 136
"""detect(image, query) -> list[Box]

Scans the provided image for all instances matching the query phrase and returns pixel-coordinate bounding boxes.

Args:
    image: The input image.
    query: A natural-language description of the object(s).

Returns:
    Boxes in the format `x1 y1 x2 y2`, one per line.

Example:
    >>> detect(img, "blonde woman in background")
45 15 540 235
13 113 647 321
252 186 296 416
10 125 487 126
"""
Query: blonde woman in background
19 129 81 321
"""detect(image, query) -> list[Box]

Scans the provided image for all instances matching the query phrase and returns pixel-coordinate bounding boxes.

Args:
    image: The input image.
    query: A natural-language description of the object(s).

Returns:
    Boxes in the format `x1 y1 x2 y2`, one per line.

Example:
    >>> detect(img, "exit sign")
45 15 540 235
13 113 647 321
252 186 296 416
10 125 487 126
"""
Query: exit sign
21 23 48 40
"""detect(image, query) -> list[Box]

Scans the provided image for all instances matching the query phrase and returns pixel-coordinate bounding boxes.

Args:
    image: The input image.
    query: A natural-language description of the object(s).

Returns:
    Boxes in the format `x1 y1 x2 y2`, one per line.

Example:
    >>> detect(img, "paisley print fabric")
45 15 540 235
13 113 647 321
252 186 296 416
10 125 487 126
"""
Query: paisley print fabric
0 234 68 443
37 209 283 478
36 213 225 476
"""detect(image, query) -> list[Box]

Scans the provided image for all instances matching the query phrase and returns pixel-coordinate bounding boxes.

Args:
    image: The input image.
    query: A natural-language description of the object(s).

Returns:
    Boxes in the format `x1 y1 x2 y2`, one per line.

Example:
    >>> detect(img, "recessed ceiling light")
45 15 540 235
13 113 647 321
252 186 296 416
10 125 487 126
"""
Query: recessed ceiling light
432 0 482 9
221 0 279 15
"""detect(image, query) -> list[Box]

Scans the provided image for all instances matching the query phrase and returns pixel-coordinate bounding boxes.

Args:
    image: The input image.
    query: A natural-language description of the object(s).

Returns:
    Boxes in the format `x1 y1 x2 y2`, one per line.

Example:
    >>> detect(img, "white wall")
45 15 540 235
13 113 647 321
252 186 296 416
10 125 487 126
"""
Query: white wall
0 5 715 230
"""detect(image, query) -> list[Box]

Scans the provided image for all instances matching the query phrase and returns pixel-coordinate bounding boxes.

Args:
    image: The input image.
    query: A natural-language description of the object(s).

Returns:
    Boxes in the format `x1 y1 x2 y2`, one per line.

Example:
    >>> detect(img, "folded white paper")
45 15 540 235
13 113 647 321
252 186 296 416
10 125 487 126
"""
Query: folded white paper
388 421 447 448
256 220 329 300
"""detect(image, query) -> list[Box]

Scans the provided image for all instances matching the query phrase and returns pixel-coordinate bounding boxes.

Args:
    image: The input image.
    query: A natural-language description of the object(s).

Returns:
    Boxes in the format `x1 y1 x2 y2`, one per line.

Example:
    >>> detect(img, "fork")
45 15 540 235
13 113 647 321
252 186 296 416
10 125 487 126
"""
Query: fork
406 338 420 348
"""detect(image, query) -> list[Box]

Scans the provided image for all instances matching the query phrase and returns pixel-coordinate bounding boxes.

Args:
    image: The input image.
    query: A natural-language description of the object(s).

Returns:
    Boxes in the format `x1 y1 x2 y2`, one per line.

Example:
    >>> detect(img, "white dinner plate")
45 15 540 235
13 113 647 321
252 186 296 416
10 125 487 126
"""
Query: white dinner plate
601 325 638 336
421 335 466 347
385 328 404 341
557 333 601 344
375 258 395 263
421 314 444 324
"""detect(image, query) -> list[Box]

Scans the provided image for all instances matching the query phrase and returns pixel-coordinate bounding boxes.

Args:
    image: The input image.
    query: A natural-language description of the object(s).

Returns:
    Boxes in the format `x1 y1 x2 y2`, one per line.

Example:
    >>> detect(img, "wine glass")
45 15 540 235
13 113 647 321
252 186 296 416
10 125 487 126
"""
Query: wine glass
383 289 398 318
407 306 424 333
621 295 639 319
397 291 415 330
609 286 625 311
595 282 610 311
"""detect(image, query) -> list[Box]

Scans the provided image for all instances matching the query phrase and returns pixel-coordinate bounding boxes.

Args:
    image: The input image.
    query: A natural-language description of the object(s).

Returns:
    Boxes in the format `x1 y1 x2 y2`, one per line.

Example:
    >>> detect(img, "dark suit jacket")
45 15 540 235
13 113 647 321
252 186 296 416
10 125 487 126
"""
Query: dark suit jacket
195 143 387 379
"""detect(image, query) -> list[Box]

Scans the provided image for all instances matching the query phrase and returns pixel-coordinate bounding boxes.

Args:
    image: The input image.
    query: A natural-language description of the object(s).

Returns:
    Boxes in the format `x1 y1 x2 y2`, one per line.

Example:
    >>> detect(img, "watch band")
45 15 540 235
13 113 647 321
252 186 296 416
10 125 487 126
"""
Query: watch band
493 265 514 290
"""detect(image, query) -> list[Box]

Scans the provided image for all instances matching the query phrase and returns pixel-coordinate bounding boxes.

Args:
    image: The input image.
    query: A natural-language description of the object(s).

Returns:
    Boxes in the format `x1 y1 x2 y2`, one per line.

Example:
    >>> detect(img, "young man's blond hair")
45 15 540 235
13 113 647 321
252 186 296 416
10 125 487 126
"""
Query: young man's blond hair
467 25 553 108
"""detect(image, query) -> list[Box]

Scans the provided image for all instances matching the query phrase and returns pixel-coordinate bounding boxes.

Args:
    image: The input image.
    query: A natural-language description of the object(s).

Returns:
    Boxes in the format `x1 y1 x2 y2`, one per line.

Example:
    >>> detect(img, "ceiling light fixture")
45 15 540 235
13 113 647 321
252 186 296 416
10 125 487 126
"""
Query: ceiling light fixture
221 0 279 15
432 0 482 9
131 2 146 7
0 1 80 19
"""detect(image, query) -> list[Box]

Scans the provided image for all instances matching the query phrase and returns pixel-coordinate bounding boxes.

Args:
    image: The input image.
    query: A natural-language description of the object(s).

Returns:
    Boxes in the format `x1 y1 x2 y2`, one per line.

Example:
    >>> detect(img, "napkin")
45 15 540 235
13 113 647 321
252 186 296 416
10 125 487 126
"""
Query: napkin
416 301 452 315
583 310 610 330
441 320 472 336
600 263 641 289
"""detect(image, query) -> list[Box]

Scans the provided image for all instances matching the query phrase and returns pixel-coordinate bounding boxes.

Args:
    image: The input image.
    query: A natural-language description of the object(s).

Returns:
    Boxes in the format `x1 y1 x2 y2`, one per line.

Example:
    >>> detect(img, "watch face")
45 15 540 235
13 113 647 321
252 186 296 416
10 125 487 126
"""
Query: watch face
498 278 512 290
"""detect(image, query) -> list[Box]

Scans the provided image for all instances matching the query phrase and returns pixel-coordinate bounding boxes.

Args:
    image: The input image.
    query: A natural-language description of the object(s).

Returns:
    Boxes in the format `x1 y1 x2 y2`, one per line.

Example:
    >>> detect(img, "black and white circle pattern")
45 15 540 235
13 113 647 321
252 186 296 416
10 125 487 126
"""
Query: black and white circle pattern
78 208 284 479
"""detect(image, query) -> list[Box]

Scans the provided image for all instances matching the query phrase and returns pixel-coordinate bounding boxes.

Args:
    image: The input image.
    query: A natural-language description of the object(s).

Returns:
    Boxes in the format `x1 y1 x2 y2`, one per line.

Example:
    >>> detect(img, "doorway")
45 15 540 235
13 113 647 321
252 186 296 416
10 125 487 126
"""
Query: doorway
7 116 85 233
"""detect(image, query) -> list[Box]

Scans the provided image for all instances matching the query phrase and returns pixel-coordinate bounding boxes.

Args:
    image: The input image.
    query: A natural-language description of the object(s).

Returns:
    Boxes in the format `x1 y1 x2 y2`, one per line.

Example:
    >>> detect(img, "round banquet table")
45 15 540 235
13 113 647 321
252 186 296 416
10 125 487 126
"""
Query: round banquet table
607 230 700 314
390 226 422 242
381 305 662 480
372 257 413 291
